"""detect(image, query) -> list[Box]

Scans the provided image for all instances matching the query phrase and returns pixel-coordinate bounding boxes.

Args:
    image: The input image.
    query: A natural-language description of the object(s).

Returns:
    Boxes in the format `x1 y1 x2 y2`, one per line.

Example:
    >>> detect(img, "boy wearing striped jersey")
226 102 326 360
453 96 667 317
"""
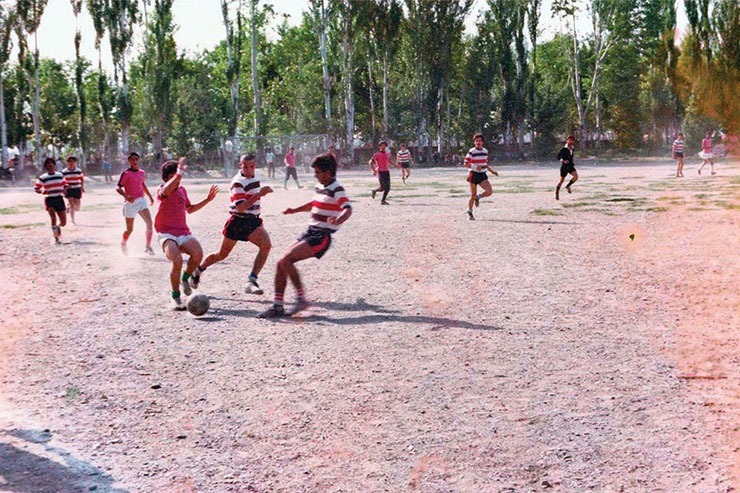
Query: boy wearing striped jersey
672 133 685 177
155 158 218 310
464 134 498 220
34 157 68 244
192 154 273 295
555 135 578 200
62 156 84 224
397 143 412 184
117 152 155 255
258 153 352 319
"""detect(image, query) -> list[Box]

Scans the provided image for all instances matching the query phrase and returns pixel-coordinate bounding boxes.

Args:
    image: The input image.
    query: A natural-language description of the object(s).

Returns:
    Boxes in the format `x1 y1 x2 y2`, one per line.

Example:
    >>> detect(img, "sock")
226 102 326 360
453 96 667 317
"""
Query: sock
182 271 191 283
274 293 284 307
296 288 305 301
122 231 130 243
145 229 153 246
172 290 181 299
467 209 472 213
249 272 258 282
195 266 205 276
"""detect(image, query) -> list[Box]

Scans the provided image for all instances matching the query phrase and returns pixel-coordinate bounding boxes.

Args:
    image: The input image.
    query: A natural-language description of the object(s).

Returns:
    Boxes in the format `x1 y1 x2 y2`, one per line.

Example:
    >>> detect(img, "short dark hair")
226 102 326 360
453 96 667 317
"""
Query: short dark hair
66 155 77 162
128 151 140 159
566 135 576 141
240 153 255 162
311 152 337 177
161 160 179 181
43 157 56 168
473 134 484 142
379 141 387 146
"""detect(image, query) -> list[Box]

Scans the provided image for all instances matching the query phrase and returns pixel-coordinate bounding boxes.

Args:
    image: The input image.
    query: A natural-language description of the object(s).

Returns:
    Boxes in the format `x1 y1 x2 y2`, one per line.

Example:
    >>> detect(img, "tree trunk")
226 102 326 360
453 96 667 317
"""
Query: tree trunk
366 54 376 142
382 50 389 137
32 34 41 168
342 1 354 160
318 0 331 124
73 14 87 169
251 0 262 157
0 74 7 169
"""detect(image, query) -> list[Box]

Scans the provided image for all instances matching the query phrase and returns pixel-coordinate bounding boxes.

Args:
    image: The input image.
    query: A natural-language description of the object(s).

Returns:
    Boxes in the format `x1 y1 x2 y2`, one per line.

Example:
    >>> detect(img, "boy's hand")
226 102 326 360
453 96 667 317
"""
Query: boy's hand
207 185 219 201
260 186 273 196
282 207 294 215
491 170 499 177
177 157 187 174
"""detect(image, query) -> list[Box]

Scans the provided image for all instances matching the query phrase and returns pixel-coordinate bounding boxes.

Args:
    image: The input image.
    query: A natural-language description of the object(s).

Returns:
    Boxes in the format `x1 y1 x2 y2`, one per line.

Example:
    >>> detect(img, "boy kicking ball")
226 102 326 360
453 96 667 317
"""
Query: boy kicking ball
258 153 352 318
155 158 219 310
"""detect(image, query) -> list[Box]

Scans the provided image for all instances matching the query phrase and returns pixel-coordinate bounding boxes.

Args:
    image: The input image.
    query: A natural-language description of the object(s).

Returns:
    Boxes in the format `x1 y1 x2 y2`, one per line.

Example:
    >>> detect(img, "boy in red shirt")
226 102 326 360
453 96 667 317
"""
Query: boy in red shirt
369 141 398 205
117 152 155 255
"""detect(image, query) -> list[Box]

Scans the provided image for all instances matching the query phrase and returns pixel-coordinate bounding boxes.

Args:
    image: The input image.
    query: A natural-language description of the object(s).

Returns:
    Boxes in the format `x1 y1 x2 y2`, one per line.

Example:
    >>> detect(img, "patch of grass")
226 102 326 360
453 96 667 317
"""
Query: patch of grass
561 201 592 208
694 193 711 199
715 201 740 210
531 208 563 216
1 222 45 229
657 196 682 201
646 206 669 212
65 387 81 401
622 176 647 179
0 207 19 215
687 207 710 211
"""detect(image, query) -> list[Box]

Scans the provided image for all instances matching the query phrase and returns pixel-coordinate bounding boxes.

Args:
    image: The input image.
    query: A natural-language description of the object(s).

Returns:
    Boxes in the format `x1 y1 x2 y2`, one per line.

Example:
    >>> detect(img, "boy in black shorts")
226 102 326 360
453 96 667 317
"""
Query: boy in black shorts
34 157 68 243
62 156 84 224
556 135 578 200
258 153 352 318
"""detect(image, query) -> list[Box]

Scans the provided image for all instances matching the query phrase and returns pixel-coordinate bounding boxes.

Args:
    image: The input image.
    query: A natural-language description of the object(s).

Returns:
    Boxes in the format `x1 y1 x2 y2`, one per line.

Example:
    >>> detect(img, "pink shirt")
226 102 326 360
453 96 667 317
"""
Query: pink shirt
155 185 192 236
373 151 390 172
285 152 295 168
118 168 147 199
702 138 712 152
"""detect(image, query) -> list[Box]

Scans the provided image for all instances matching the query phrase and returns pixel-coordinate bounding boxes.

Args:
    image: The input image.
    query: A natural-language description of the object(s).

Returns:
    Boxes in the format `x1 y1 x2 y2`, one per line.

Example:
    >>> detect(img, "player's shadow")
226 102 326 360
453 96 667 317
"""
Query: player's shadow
0 429 128 493
303 298 502 332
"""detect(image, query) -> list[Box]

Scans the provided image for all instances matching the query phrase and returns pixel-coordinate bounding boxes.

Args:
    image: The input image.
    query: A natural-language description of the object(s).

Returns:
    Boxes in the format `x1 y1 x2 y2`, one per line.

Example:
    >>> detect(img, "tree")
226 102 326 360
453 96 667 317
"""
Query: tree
0 5 15 168
220 0 243 148
70 0 88 168
106 0 138 154
308 0 333 128
87 0 113 161
250 0 262 147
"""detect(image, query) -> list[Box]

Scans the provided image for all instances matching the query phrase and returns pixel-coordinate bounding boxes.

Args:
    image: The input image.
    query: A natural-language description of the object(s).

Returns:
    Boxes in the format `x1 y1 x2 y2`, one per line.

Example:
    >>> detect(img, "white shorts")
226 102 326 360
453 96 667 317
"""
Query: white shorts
158 233 196 249
122 197 149 218
698 151 714 160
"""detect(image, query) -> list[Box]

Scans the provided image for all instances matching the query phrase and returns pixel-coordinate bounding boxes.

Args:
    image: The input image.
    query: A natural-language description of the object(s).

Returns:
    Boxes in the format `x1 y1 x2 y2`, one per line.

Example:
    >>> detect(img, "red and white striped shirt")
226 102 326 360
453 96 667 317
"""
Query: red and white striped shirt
34 172 67 197
62 167 84 189
397 149 411 164
465 147 488 173
229 172 261 217
672 139 684 155
309 179 351 232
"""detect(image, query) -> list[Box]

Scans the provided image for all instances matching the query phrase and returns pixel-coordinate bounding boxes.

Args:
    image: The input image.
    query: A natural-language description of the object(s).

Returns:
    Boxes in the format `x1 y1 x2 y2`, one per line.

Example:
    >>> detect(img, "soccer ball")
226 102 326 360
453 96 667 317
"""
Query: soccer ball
186 294 210 316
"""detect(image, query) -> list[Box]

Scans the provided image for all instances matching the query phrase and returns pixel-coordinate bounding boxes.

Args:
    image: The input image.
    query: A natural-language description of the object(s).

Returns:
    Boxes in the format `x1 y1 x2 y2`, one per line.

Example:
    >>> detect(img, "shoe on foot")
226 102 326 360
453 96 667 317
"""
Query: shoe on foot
145 246 155 256
698 169 701 175
474 195 480 207
381 200 389 205
566 186 572 194
289 299 310 315
245 279 264 295
189 274 200 290
171 297 186 311
555 189 560 201
121 243 128 255
257 304 286 319
371 189 377 200
711 171 716 175
466 210 475 221
181 278 192 296
54 236 61 244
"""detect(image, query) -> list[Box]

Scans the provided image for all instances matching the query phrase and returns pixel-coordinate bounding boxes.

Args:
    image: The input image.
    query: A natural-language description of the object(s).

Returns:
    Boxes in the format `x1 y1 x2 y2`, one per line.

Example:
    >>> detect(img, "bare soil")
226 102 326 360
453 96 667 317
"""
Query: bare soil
0 158 737 492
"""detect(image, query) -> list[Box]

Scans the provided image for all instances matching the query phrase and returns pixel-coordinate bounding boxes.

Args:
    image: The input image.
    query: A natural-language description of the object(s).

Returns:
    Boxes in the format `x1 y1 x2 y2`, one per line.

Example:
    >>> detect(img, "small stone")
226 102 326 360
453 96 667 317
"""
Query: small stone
176 434 187 439
150 384 161 389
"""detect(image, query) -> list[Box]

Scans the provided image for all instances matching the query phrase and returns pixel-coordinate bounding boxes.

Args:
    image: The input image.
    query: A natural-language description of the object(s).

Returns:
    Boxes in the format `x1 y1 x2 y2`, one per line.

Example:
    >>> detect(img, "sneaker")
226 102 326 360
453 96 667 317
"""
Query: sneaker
171 297 186 311
711 171 716 175
121 243 128 255
54 236 61 245
698 169 701 175
555 189 560 201
181 278 192 296
289 298 310 316
371 189 377 200
566 185 572 194
466 210 475 221
381 200 389 205
245 279 264 295
402 176 406 184
145 246 155 256
257 304 286 319
474 195 480 207
189 274 200 290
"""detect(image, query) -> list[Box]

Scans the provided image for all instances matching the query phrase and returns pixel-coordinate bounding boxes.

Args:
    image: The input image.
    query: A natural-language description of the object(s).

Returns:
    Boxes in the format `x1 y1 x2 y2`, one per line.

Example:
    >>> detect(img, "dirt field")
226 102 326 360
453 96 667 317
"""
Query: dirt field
0 158 737 492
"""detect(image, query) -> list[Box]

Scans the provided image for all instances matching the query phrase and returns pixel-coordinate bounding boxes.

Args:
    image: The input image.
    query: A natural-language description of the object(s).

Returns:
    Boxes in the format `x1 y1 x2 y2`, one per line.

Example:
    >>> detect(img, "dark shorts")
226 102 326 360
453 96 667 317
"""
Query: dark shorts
65 188 82 199
400 162 411 169
45 196 66 212
467 171 488 185
560 163 576 178
223 214 263 242
298 227 332 259
285 167 298 180
377 170 391 190
674 152 684 159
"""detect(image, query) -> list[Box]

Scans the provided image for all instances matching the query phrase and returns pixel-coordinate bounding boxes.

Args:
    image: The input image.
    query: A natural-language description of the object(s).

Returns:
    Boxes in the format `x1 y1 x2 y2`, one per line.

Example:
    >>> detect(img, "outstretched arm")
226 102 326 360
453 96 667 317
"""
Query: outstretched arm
159 158 187 198
187 185 219 214
283 201 314 215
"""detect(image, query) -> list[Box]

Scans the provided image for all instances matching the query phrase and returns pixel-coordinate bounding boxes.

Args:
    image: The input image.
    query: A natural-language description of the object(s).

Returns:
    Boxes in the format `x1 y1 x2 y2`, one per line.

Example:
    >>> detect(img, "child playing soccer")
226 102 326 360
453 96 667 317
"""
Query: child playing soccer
62 155 84 224
672 133 685 177
464 134 498 220
370 141 398 205
34 157 68 244
258 153 352 318
155 158 219 310
697 131 716 175
117 151 155 255
191 153 273 296
397 143 412 184
555 135 578 200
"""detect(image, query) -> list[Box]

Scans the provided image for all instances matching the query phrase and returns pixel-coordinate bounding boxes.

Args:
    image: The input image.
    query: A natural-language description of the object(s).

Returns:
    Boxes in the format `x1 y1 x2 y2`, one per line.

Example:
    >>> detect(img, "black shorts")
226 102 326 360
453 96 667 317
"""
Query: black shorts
285 167 298 180
400 162 411 169
65 188 82 199
223 214 263 242
45 196 66 212
674 152 684 159
467 171 488 185
559 163 576 178
377 170 391 191
298 227 332 259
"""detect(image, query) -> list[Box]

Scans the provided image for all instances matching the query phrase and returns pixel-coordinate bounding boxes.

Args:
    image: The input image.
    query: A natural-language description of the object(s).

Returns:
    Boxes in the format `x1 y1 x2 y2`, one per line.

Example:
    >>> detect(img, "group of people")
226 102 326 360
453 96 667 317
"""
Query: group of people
31 130 720 315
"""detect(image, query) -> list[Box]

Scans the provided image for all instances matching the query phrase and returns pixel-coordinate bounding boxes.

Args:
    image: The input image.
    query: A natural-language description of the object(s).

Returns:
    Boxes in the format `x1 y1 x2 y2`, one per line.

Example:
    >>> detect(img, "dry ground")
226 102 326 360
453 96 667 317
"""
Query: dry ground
0 157 738 492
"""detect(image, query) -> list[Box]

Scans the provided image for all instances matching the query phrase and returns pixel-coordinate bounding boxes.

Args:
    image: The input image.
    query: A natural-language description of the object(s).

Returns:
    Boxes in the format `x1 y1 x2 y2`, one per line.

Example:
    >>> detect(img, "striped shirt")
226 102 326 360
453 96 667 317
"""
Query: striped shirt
672 139 684 155
62 167 84 189
229 172 261 217
465 147 488 173
309 179 351 232
397 149 411 164
34 172 68 197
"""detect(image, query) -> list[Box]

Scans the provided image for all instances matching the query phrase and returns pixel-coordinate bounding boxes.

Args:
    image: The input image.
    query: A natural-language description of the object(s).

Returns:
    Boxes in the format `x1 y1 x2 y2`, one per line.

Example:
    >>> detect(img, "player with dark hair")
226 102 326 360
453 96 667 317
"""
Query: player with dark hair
555 135 578 201
117 151 155 255
34 157 68 244
62 156 84 224
464 134 498 220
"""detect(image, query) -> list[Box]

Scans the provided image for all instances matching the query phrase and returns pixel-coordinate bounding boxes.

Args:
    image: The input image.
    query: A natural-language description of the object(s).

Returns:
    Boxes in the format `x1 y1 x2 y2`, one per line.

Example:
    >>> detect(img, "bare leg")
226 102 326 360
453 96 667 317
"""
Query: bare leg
566 171 579 192
247 226 272 276
162 240 184 293
179 238 204 275
275 241 316 298
479 179 493 199
468 182 477 210
201 236 238 269
139 208 154 248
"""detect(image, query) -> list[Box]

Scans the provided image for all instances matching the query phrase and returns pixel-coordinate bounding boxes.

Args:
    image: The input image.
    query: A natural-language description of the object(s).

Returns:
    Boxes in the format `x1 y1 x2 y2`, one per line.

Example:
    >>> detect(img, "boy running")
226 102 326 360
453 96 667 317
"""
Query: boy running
284 146 303 189
697 131 715 175
117 151 155 255
672 133 685 177
464 134 498 220
191 153 273 296
155 158 219 310
555 135 578 200
34 157 68 244
258 153 352 318
397 143 412 184
370 141 398 205
62 156 84 224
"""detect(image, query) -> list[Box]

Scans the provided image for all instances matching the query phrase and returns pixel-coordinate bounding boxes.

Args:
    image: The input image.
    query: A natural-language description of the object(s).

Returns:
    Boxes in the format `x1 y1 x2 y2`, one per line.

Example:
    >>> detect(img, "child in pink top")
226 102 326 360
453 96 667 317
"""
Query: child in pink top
156 158 219 310
369 141 399 205
116 152 155 255
697 131 716 175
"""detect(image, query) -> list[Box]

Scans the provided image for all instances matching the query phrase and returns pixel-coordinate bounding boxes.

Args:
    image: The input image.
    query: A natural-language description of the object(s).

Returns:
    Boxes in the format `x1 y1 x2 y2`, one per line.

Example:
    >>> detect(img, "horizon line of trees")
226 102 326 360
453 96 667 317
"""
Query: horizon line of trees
0 0 737 172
